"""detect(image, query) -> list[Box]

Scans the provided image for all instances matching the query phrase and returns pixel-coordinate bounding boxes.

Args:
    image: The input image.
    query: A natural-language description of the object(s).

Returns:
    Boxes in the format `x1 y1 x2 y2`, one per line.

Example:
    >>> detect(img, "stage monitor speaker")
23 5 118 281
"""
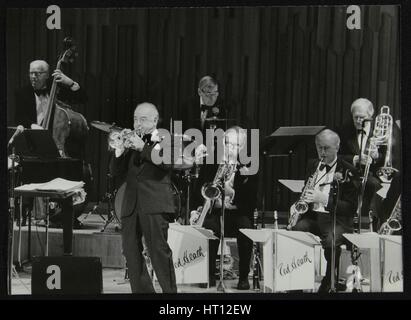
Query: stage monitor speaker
32 256 102 295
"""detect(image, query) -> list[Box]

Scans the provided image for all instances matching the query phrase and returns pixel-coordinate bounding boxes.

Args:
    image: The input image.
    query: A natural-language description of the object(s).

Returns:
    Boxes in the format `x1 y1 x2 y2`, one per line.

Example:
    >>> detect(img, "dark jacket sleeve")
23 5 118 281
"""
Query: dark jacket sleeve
109 149 132 178
14 86 38 128
57 84 88 105
325 163 359 218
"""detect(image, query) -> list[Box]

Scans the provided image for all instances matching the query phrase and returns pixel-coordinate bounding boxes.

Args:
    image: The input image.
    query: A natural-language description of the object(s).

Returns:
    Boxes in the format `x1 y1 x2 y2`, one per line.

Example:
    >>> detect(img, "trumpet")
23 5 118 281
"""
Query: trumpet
108 127 145 150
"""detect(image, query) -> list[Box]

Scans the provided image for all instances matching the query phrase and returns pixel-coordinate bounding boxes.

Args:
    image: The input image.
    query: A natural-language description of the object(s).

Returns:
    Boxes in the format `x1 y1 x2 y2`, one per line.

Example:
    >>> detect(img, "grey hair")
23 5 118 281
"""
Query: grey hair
350 98 374 117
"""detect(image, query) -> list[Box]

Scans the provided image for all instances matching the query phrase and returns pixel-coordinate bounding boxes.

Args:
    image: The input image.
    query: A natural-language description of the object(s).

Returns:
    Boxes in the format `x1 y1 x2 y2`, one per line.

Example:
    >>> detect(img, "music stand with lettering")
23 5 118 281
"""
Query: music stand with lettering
261 126 325 224
240 229 321 292
342 233 403 292
153 224 218 287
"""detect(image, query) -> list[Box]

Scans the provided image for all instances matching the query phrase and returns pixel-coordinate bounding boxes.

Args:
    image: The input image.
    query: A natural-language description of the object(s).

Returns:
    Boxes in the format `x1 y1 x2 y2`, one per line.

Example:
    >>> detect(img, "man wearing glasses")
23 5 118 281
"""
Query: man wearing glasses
190 126 258 290
183 75 229 132
14 60 87 129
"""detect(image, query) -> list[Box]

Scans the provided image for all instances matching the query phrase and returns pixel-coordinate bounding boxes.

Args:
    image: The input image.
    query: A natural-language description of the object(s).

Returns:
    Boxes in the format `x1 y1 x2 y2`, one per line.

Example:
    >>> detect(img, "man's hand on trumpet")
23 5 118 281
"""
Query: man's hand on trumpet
123 130 145 151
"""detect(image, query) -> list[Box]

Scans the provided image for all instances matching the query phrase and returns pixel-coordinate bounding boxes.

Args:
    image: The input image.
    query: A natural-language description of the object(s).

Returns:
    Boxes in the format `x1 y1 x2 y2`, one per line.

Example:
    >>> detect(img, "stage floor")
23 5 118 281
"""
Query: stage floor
11 213 373 295
11 266 275 295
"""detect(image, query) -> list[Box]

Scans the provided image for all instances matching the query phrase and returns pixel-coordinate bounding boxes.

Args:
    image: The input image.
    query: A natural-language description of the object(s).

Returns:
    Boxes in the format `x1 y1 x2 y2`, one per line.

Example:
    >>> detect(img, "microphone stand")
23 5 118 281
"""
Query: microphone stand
345 123 368 293
216 165 227 293
329 179 339 293
7 146 19 295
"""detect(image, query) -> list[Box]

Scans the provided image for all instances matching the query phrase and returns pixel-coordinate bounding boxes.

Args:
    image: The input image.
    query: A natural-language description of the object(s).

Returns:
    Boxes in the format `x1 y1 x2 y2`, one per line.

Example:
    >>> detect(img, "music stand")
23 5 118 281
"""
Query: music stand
261 126 325 225
9 129 60 159
8 129 61 270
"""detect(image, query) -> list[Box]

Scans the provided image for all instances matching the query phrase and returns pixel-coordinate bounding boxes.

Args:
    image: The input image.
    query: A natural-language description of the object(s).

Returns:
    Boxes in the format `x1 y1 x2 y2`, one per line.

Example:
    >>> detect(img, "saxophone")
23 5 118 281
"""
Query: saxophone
190 163 237 227
379 195 402 235
287 158 324 230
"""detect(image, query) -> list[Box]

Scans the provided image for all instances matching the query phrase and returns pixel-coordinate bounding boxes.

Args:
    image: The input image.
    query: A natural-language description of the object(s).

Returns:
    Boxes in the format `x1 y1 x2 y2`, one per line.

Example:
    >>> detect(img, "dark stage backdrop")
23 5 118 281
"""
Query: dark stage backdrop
6 6 400 211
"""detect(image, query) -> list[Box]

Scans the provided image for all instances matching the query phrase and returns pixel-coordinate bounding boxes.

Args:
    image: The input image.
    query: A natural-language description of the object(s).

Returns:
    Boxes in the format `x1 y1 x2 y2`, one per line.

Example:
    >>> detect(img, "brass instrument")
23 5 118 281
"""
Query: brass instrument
190 163 237 227
379 195 401 235
374 106 398 181
108 127 145 150
287 158 324 230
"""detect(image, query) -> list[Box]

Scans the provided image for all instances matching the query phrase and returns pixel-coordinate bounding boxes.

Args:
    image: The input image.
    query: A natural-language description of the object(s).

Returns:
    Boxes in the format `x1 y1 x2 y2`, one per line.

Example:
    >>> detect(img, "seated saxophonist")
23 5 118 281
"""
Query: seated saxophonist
288 129 359 293
190 126 258 290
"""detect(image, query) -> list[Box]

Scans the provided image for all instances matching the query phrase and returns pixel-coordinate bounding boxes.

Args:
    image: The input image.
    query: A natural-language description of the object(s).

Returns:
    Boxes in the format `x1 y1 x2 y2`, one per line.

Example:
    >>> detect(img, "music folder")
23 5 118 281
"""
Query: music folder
263 126 325 156
9 129 60 158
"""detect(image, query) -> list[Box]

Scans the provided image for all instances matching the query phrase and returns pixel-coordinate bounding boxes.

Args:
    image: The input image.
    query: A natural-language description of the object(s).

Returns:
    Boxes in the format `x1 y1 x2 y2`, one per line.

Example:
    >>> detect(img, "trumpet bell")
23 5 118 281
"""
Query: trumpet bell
108 130 124 149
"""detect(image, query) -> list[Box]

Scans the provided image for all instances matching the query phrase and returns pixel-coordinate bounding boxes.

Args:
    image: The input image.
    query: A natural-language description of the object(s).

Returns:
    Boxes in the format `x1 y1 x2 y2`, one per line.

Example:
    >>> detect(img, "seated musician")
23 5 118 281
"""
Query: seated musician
14 60 87 130
12 60 87 227
336 98 401 230
190 126 258 290
289 129 359 293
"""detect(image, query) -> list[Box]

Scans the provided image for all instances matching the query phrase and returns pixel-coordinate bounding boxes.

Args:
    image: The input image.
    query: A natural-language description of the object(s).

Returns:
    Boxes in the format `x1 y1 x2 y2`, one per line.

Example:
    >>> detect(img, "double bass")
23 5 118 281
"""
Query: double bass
41 37 89 158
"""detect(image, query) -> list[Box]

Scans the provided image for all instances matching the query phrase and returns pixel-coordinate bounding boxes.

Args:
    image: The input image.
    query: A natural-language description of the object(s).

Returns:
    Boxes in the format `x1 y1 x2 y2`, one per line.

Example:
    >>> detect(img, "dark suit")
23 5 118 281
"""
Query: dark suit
14 82 87 129
292 158 359 287
181 97 230 133
192 163 258 283
337 120 401 225
110 139 177 293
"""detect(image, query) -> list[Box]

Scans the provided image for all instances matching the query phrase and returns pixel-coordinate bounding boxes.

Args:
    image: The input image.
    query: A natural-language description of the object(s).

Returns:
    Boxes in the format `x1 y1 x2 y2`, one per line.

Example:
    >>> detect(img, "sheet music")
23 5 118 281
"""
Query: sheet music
278 179 305 193
15 178 84 192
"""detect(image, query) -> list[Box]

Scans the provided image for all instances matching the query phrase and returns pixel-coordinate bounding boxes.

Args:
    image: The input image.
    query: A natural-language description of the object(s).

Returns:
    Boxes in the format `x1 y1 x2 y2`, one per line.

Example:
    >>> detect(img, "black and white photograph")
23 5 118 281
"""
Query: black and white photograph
1 2 407 301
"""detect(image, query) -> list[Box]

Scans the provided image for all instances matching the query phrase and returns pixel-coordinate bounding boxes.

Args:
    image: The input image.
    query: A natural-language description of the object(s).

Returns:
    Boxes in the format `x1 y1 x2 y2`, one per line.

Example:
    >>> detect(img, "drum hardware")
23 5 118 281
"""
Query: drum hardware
252 209 262 291
80 172 121 232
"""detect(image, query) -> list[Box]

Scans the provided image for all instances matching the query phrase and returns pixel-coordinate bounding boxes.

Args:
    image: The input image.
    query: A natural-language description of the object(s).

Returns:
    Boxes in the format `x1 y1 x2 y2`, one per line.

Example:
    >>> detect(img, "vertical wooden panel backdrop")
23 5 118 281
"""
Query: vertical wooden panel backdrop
6 6 400 211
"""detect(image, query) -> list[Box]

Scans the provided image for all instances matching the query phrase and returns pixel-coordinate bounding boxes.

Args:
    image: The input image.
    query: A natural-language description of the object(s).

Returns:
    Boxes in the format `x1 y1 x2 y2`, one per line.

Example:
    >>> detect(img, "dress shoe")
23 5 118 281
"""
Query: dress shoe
318 278 347 293
73 219 83 230
237 278 250 290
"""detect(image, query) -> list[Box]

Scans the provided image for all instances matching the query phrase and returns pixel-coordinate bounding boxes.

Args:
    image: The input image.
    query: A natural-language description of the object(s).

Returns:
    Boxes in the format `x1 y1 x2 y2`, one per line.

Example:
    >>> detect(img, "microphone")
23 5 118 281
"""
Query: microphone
8 125 24 146
361 118 373 127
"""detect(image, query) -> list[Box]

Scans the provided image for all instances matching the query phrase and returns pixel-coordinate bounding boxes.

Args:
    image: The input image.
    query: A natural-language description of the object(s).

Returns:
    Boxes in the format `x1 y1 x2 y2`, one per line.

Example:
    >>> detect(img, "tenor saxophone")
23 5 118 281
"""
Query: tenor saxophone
287 158 324 230
379 195 401 235
191 163 237 227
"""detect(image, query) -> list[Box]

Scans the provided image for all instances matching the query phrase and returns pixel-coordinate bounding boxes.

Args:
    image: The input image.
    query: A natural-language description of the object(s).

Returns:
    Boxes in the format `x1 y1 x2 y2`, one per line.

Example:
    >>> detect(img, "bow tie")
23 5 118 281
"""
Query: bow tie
319 163 332 173
34 88 49 96
142 133 153 144
200 104 211 113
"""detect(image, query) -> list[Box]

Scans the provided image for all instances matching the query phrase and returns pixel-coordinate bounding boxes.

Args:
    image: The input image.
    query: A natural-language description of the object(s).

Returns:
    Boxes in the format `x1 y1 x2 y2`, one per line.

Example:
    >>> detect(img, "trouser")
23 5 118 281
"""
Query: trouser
293 211 353 285
121 210 177 293
203 211 253 281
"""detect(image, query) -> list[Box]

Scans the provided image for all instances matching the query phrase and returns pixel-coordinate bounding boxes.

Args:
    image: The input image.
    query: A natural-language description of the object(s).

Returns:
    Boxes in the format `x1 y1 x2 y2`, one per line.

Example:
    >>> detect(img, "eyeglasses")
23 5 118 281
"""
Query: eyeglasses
201 89 219 97
29 71 48 77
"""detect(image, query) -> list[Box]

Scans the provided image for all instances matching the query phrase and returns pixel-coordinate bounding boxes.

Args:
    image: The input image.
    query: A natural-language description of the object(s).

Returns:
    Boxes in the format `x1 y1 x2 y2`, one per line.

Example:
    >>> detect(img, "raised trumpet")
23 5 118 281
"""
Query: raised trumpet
108 127 145 150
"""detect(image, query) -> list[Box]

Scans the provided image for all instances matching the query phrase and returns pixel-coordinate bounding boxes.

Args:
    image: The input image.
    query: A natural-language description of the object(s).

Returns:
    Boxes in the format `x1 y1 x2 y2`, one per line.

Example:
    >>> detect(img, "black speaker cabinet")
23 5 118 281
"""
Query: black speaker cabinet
32 256 103 295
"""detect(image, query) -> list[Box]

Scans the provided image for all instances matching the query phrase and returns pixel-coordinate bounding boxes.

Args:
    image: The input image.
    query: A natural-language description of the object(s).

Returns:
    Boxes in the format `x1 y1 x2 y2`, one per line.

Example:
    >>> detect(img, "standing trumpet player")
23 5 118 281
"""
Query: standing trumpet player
109 102 177 293
190 126 258 290
289 129 359 293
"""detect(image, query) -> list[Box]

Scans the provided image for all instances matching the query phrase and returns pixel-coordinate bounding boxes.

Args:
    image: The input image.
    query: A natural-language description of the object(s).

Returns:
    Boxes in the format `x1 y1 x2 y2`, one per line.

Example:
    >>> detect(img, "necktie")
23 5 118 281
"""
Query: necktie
357 129 366 135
